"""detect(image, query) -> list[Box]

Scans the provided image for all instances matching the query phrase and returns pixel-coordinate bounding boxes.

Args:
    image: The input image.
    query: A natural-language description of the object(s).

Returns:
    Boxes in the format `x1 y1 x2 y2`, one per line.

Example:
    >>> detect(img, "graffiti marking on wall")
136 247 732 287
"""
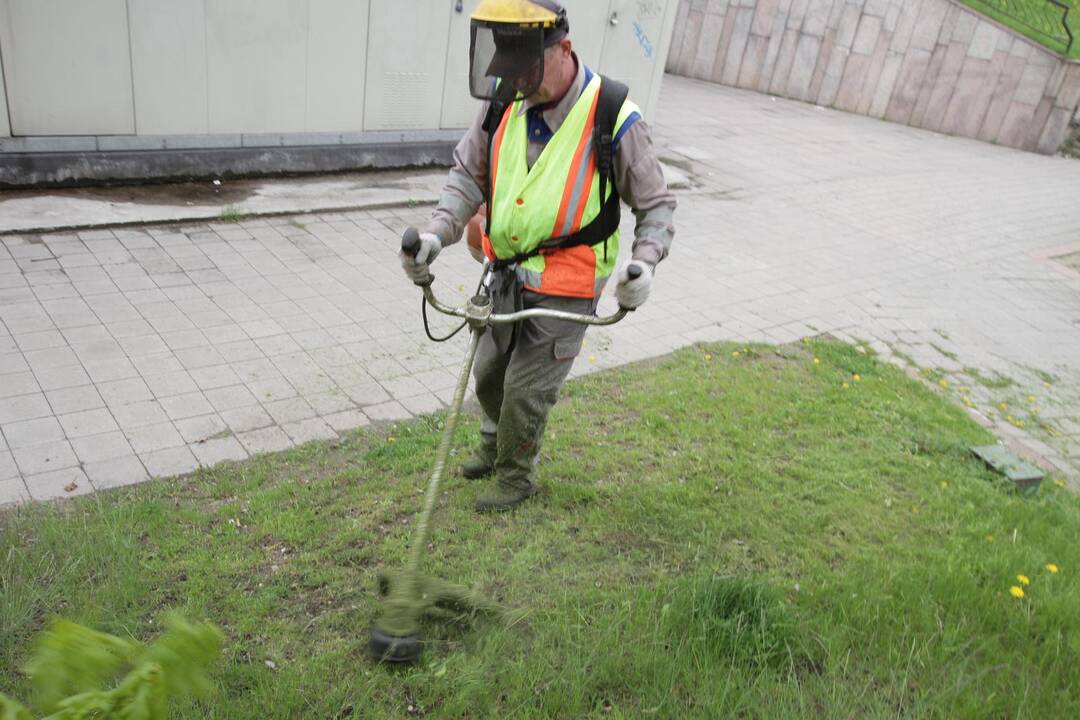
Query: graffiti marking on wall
633 20 654 58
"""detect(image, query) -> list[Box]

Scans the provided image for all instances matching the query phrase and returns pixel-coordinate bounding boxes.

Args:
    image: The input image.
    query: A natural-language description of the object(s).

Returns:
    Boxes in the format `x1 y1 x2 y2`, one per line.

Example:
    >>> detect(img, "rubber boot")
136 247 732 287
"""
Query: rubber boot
461 433 497 479
474 480 537 512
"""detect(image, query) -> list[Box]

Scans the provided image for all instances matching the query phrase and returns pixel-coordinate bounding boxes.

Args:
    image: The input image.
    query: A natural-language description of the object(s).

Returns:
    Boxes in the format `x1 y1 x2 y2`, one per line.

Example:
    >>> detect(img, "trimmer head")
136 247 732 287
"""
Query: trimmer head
369 569 505 664
368 625 423 664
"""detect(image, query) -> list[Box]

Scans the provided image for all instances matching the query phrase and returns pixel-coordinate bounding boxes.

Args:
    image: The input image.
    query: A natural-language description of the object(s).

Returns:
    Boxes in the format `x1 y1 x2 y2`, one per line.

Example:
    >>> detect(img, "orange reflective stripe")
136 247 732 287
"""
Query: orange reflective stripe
569 153 597 233
551 89 601 237
481 232 496 261
489 105 513 204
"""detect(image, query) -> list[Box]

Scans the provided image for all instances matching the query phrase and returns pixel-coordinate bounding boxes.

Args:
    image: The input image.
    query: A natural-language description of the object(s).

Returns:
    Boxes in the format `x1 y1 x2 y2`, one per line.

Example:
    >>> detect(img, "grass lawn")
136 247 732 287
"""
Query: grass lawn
960 0 1080 59
3 339 1079 718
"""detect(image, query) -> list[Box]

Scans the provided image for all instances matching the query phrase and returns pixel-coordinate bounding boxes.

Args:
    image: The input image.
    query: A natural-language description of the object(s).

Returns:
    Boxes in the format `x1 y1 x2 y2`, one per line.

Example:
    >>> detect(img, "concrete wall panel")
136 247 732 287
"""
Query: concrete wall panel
868 49 902 118
786 33 821 101
812 35 844 107
855 30 889 115
720 7 755 86
693 8 727 79
978 54 1027 141
768 28 800 94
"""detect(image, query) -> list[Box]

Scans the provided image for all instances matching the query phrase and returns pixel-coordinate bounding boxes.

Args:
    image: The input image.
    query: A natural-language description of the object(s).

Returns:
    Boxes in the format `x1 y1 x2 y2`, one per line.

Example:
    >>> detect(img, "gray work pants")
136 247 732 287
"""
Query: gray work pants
473 272 595 488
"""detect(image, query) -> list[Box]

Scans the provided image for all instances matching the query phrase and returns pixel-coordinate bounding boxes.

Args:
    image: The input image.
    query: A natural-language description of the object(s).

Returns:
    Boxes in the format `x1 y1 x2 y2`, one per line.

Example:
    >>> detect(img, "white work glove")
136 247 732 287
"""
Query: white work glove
615 259 654 309
399 232 442 284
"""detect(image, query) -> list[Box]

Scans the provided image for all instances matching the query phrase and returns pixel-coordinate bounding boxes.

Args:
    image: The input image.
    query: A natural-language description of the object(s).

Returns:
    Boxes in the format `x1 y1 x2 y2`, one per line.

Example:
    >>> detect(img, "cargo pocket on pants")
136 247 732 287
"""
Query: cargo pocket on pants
553 336 584 362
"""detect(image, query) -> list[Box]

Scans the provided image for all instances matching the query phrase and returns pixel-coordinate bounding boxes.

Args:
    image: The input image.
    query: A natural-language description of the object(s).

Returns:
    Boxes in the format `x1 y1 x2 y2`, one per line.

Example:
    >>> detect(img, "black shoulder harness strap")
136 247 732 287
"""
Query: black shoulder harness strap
482 75 630 271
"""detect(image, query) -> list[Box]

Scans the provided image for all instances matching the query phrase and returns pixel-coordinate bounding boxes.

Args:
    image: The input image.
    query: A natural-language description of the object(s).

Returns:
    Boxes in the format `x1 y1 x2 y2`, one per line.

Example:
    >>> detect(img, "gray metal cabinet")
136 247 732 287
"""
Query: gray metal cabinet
439 0 482 130
0 0 676 139
0 0 135 135
561 0 614 71
307 0 370 133
365 0 454 131
129 0 208 135
599 0 680 121
0 45 9 137
205 0 309 134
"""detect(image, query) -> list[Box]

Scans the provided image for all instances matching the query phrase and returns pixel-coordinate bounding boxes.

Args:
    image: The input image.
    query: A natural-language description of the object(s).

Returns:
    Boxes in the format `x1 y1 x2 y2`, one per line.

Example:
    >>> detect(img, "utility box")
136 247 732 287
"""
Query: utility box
0 0 680 184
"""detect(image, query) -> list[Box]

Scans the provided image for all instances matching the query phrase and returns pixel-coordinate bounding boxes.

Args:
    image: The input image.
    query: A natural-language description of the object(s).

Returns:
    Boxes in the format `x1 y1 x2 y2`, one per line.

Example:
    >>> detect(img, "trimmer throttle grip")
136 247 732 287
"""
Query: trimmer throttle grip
401 227 421 258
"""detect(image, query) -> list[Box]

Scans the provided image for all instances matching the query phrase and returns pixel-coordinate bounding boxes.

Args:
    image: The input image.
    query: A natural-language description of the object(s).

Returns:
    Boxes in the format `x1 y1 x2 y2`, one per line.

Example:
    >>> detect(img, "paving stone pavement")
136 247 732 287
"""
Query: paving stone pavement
2 75 1079 503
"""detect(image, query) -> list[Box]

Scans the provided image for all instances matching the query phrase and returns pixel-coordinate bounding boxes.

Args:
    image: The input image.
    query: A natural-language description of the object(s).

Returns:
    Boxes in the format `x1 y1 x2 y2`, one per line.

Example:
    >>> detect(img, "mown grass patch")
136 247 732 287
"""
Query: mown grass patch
2 339 1079 718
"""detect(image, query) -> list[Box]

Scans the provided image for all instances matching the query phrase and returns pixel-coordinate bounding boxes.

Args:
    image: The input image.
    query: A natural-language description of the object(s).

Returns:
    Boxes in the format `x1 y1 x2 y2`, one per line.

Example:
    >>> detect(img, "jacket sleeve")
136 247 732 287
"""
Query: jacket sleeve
612 118 677 267
422 102 491 247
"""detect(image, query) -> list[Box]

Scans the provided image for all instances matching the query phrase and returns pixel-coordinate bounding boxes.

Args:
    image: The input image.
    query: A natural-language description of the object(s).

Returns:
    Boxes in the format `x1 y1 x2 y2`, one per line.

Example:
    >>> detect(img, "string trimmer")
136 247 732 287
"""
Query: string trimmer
368 228 636 663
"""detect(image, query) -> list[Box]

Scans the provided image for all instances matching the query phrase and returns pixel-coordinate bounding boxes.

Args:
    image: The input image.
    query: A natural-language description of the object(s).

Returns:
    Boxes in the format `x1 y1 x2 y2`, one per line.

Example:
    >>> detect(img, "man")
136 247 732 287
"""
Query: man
400 0 675 512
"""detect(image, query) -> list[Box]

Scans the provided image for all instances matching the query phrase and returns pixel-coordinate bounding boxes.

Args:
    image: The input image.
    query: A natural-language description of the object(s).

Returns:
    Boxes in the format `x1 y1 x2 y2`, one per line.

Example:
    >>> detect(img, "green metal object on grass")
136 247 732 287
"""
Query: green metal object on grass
971 444 1045 491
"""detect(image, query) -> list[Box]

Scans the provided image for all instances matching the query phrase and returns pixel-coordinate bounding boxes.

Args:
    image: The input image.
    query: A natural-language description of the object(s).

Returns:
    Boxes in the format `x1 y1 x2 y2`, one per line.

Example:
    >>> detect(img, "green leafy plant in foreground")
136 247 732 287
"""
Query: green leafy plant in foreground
0 615 221 719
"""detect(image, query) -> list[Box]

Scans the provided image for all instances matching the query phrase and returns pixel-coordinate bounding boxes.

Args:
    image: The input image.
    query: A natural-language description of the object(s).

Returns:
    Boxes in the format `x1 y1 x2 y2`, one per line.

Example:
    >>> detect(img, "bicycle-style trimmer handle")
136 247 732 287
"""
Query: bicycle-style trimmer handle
404 226 638 326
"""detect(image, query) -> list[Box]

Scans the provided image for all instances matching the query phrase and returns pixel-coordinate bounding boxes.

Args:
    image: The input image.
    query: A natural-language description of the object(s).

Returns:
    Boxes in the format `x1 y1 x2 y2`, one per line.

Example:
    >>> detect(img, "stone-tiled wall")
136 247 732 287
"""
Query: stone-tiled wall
666 0 1080 154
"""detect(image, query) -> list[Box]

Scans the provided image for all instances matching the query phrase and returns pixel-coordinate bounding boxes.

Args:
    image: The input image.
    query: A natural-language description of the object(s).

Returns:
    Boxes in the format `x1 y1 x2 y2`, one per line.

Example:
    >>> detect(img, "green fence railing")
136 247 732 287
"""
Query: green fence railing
962 0 1077 57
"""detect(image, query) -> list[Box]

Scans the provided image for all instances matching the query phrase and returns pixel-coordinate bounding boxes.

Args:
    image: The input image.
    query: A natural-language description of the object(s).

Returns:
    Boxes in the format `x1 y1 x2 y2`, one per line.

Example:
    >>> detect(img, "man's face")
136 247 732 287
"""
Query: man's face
525 40 572 103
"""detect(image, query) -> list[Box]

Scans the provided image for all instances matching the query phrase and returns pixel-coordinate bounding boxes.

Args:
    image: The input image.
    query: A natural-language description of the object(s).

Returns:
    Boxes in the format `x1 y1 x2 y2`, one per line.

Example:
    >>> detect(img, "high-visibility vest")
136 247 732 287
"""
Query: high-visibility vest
482 75 640 299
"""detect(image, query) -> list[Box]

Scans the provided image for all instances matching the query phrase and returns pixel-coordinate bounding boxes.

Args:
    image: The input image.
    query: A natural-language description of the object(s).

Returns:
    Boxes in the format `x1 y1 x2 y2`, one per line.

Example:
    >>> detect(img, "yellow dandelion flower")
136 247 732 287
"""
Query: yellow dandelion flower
940 481 948 489
1010 586 1025 599
1016 420 1025 428
704 353 713 361
1046 564 1059 574
814 357 821 364
938 379 949 388
853 374 861 382
999 403 1008 412
1054 479 1066 488
841 382 849 389
589 355 597 363
1017 575 1030 586
732 351 740 358
802 337 811 344
387 436 397 443
1027 395 1036 404
986 535 994 542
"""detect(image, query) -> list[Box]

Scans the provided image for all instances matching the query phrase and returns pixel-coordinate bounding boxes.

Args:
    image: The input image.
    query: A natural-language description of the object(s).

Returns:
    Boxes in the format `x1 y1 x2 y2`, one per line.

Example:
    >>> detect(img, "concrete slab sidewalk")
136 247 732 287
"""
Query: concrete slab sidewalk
1 74 1078 504
0 169 448 234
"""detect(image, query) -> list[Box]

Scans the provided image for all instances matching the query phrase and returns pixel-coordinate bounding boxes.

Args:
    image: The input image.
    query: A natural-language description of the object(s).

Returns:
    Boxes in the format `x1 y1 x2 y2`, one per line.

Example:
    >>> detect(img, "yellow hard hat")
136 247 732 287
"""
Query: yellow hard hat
471 0 562 28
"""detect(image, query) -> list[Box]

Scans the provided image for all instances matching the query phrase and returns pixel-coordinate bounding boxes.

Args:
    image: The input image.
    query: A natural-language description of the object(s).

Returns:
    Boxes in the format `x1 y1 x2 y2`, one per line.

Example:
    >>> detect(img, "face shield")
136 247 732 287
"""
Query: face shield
469 21 546 102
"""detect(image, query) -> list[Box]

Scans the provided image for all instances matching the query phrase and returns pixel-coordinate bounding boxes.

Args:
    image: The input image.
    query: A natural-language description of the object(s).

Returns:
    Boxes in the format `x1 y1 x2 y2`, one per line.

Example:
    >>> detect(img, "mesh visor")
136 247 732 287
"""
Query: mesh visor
469 21 545 101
